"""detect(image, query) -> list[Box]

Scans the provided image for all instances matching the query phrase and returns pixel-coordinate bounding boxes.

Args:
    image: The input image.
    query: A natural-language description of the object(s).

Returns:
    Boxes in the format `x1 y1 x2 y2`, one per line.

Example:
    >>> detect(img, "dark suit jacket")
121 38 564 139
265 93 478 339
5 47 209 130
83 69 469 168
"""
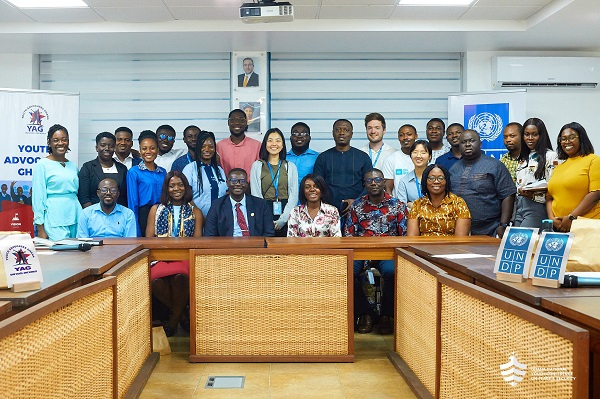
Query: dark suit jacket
132 157 142 167
204 194 274 237
78 157 128 207
238 72 259 87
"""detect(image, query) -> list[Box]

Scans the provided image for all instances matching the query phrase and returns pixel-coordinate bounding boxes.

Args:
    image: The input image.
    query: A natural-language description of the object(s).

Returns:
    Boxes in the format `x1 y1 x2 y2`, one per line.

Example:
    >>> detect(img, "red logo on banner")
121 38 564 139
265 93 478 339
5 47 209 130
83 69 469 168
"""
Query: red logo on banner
0 202 34 238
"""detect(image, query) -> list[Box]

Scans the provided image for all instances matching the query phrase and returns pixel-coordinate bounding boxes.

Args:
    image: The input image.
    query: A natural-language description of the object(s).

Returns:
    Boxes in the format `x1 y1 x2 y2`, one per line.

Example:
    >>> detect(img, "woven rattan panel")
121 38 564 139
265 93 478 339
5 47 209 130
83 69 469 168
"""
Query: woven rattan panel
395 256 437 396
194 253 348 356
0 288 114 399
115 256 151 399
440 285 574 399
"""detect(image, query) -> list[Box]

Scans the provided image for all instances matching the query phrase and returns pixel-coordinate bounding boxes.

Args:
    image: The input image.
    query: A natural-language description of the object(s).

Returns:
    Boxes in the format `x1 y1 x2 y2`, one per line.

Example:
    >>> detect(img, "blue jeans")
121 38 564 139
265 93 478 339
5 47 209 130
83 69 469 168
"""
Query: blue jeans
353 260 394 317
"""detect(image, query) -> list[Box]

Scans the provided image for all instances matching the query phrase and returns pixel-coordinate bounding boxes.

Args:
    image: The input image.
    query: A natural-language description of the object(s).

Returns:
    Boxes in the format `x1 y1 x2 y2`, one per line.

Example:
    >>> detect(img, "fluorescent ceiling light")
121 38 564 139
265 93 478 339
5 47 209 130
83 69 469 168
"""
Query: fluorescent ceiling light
5 0 88 8
399 0 475 5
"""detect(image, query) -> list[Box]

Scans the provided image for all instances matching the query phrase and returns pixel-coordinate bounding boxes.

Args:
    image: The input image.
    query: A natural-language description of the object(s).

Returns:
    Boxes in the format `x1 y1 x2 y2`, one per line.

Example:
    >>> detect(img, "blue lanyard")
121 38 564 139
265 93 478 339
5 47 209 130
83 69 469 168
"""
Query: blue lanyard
368 144 383 168
267 161 282 200
414 176 421 199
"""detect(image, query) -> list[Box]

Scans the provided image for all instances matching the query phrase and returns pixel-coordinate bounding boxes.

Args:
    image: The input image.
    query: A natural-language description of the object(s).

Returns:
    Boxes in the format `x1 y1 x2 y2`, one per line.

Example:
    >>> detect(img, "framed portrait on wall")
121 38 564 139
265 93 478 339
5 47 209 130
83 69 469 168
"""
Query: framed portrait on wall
232 52 268 141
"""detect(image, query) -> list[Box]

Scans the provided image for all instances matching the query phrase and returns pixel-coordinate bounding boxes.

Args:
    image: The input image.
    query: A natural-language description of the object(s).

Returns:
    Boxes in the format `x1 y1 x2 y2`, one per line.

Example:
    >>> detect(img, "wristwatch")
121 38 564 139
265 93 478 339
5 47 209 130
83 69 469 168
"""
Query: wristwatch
568 214 577 221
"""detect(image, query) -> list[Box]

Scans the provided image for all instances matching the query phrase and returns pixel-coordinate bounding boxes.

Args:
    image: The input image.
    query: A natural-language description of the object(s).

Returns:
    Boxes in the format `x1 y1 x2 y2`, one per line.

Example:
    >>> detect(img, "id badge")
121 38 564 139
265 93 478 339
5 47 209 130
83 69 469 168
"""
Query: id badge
367 269 375 285
273 201 283 215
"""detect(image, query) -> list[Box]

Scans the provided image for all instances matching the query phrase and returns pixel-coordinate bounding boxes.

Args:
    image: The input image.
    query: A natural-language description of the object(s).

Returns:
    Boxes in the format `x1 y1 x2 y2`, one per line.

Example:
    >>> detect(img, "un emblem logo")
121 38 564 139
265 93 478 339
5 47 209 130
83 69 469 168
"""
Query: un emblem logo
468 112 503 142
508 232 528 247
545 238 564 252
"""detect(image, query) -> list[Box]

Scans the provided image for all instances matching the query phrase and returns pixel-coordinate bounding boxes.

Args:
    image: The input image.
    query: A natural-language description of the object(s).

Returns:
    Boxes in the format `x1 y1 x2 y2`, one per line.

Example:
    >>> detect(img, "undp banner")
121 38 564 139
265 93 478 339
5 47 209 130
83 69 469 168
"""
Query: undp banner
0 88 79 236
448 90 526 159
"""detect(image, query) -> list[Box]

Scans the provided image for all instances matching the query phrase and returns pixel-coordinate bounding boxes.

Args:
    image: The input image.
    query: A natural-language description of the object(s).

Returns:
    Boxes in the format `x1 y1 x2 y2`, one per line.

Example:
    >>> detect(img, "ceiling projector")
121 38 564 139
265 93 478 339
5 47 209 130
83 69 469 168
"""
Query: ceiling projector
240 1 294 23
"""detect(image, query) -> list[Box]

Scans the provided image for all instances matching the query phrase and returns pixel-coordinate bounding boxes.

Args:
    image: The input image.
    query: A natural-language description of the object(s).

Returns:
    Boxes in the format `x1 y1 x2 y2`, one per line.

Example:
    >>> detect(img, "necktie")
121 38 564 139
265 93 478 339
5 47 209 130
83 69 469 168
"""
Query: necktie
243 75 249 87
235 202 250 236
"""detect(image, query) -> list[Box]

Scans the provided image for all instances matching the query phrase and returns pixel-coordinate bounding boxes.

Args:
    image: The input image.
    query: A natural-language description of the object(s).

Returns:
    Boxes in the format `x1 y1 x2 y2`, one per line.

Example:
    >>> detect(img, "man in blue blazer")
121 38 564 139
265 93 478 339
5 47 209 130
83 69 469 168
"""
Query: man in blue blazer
204 168 274 237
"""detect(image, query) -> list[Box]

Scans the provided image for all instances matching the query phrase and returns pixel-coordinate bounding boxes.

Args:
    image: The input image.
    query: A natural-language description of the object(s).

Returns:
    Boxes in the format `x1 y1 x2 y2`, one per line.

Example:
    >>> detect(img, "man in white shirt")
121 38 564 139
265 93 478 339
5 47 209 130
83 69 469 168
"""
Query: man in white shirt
382 124 418 196
155 124 185 171
359 112 397 169
426 118 451 163
113 127 141 169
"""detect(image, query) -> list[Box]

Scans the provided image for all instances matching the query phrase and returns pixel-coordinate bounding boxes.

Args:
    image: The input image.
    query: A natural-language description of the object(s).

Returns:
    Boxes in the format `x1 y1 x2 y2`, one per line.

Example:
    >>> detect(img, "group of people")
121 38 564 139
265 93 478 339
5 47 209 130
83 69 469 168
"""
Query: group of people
0 181 31 211
30 111 600 336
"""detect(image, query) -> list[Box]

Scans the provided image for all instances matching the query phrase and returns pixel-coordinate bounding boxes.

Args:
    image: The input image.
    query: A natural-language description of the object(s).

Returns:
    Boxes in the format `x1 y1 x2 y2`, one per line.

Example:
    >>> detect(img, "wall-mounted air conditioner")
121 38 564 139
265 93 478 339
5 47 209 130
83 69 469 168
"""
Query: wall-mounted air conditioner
492 56 600 89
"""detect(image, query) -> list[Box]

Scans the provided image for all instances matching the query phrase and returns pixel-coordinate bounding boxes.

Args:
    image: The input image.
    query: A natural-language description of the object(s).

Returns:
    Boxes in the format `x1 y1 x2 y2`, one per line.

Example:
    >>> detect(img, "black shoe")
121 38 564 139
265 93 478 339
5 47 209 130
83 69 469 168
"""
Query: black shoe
357 314 374 334
379 315 393 335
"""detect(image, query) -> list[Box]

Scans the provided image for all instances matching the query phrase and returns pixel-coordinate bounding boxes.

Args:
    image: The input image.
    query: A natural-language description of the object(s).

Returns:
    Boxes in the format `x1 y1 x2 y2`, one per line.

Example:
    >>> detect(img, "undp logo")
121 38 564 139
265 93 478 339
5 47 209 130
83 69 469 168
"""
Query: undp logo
463 103 509 158
468 112 504 142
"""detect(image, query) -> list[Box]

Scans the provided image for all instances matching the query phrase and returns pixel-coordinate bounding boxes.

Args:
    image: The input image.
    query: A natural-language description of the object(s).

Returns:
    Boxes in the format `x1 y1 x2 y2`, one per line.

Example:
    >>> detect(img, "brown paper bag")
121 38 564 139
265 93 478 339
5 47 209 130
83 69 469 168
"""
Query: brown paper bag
566 217 600 272
152 326 171 356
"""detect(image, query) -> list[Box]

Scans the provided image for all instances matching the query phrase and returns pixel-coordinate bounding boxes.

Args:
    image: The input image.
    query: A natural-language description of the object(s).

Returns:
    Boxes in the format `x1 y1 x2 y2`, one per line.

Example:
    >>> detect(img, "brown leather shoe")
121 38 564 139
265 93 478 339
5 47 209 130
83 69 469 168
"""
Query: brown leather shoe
357 314 374 334
379 315 393 335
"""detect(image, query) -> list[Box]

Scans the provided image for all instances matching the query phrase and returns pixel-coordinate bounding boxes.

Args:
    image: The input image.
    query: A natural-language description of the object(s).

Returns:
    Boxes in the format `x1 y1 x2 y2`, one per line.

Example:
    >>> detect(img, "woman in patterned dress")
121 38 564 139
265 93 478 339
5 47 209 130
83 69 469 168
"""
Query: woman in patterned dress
287 174 341 237
146 171 203 336
407 164 471 236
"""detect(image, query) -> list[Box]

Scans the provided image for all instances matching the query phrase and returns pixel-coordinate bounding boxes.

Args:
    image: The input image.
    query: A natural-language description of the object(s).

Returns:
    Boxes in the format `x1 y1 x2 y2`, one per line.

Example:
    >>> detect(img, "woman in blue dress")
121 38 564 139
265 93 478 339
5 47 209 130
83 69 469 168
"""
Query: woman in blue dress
182 131 227 218
32 124 82 241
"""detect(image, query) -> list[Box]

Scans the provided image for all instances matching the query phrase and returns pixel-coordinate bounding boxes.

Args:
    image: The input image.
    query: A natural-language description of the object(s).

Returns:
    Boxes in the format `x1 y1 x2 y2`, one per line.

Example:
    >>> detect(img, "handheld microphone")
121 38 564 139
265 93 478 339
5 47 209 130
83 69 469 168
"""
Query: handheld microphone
562 274 600 288
50 243 93 252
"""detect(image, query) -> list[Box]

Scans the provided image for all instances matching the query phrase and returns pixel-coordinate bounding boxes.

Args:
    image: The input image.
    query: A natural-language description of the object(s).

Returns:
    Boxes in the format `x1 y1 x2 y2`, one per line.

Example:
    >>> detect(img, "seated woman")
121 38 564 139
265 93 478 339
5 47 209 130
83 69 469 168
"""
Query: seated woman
547 122 600 232
146 171 203 336
407 164 471 236
287 174 341 237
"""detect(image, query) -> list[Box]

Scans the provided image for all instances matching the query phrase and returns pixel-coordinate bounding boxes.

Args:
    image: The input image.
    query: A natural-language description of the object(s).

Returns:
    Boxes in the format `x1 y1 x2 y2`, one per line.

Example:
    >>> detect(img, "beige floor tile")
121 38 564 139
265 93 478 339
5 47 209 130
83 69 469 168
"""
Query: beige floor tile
270 362 338 375
192 388 269 399
202 362 271 374
139 386 196 399
269 372 341 390
342 385 418 399
143 372 203 390
269 387 346 399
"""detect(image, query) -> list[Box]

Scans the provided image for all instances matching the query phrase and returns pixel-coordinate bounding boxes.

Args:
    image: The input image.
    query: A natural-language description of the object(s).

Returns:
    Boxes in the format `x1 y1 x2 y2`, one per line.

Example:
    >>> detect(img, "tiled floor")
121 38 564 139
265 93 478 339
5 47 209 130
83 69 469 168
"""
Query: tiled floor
139 330 418 399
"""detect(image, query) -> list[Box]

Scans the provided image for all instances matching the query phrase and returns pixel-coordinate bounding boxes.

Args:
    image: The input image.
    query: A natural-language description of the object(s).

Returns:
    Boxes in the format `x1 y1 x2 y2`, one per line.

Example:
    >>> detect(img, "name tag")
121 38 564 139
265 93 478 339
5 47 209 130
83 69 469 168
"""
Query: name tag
273 201 283 215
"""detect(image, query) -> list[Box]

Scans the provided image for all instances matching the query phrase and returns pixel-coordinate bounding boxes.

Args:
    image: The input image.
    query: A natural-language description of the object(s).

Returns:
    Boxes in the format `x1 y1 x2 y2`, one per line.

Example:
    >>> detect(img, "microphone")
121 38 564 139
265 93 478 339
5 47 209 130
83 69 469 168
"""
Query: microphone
562 274 600 288
50 243 93 252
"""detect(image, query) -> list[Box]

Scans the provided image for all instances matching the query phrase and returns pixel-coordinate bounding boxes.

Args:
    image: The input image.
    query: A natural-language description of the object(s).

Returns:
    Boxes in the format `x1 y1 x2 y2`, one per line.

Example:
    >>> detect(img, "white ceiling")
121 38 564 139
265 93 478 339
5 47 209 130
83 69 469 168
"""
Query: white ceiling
0 0 599 54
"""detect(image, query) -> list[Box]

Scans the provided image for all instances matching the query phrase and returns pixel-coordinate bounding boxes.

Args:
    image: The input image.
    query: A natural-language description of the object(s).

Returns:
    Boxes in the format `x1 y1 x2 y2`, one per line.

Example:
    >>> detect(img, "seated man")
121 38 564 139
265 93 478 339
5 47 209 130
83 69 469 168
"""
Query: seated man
343 168 408 334
204 168 274 237
77 178 136 238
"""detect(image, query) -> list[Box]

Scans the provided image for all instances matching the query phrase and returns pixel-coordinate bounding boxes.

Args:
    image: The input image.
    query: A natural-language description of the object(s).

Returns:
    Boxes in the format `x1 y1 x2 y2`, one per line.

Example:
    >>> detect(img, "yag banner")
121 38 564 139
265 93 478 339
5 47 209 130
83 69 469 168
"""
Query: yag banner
0 88 79 236
448 90 526 159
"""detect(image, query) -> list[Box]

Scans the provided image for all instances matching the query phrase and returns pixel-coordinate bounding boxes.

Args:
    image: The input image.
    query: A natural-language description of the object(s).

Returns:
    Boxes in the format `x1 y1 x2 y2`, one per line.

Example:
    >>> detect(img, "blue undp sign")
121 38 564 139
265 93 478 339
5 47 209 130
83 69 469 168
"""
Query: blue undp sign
494 227 537 281
464 102 509 159
530 232 573 287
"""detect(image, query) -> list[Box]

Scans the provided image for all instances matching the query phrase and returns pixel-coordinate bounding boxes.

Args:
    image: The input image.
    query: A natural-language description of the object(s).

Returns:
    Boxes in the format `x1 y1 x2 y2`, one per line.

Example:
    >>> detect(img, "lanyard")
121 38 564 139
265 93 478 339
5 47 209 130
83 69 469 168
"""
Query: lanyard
267 161 282 200
414 175 422 199
368 144 384 168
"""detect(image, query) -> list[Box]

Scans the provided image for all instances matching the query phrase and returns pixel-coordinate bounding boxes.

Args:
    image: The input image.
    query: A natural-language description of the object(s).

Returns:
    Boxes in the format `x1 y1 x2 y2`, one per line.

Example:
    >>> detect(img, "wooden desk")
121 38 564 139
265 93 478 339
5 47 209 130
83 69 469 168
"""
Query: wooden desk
0 301 11 315
102 237 265 260
0 244 142 312
266 236 499 260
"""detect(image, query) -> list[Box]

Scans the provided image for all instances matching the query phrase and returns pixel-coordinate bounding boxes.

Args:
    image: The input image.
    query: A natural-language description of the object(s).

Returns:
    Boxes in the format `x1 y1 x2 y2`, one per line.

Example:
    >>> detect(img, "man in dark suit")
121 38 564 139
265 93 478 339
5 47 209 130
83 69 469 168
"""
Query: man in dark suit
204 168 274 237
237 57 259 87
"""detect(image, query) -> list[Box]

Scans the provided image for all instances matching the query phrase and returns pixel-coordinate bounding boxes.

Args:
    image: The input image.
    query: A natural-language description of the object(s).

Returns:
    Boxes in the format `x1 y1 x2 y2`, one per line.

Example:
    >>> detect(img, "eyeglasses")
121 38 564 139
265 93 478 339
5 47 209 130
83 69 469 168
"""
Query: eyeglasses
559 135 579 143
228 178 247 185
364 177 384 184
291 132 310 137
98 188 118 194
427 176 446 182
229 117 247 123
158 134 175 142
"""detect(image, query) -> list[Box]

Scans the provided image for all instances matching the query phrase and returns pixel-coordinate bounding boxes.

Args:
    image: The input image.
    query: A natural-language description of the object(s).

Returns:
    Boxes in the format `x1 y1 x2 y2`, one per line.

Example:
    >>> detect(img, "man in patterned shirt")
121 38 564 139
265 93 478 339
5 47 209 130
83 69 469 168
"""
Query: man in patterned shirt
499 122 523 183
343 168 408 334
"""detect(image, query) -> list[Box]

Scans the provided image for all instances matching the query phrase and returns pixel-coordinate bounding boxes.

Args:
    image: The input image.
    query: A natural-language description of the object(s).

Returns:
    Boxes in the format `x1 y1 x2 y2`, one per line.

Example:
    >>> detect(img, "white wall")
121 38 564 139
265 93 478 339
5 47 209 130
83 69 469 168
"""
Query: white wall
0 54 38 90
464 51 600 150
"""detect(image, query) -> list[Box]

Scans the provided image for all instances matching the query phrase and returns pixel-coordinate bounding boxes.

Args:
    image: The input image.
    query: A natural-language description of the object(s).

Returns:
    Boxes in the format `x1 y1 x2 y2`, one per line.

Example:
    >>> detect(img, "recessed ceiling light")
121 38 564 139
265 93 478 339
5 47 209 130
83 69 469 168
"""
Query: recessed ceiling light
399 0 475 5
5 0 88 8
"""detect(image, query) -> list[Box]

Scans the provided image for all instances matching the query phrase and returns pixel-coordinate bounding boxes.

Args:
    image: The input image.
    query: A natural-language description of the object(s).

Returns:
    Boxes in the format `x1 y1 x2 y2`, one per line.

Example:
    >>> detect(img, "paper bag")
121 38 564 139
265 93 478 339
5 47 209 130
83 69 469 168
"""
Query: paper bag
0 232 43 289
152 326 171 356
566 217 600 272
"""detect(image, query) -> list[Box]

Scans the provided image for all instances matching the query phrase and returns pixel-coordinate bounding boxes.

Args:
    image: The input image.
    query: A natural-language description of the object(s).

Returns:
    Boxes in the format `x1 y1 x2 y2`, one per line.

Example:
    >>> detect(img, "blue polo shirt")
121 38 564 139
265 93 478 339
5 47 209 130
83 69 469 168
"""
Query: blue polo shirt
286 148 319 189
77 203 137 238
436 150 461 172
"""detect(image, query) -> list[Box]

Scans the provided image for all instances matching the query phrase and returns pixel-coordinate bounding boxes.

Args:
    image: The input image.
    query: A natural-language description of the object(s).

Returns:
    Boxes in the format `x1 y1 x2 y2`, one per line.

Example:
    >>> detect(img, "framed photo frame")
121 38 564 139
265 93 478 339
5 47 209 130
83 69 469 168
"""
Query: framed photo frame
232 52 268 141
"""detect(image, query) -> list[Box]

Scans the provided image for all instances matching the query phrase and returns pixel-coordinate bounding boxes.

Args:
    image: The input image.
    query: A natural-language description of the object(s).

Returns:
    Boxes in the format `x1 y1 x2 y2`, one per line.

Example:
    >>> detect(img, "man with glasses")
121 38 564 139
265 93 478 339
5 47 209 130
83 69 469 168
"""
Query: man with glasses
216 109 262 176
344 168 408 334
436 123 464 171
113 127 142 169
449 130 516 238
155 124 186 171
77 178 136 238
426 118 451 163
204 168 274 237
313 119 372 216
286 122 319 192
